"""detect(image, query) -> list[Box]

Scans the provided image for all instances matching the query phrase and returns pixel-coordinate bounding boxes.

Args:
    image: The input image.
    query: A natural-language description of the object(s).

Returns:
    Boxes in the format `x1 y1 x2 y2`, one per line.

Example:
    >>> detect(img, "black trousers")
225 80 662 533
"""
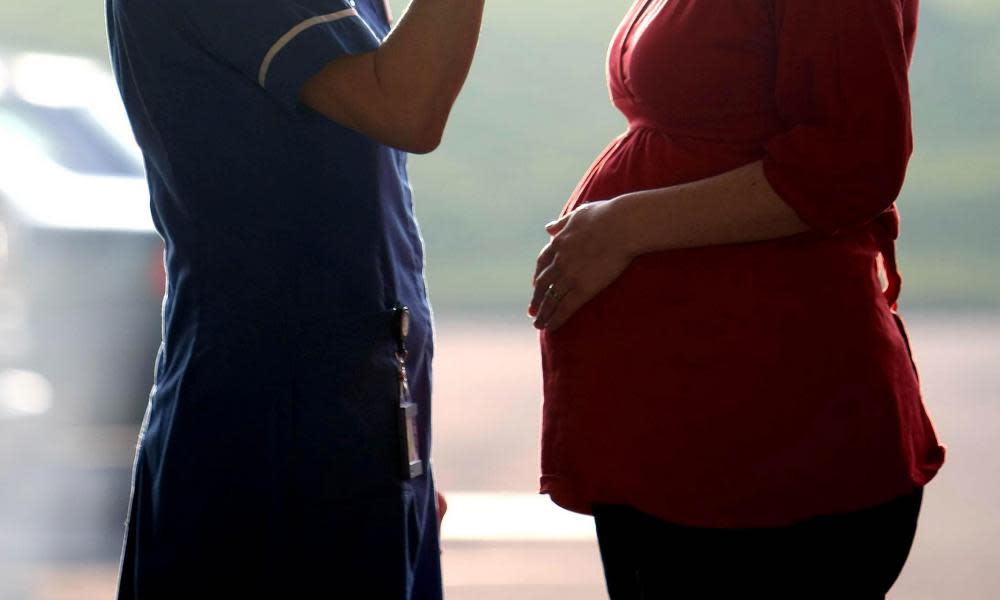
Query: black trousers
593 487 923 599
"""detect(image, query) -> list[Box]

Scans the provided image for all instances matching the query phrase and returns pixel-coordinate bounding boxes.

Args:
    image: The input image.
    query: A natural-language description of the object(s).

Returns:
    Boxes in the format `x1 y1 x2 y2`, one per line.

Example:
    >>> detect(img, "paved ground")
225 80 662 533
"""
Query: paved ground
0 312 997 599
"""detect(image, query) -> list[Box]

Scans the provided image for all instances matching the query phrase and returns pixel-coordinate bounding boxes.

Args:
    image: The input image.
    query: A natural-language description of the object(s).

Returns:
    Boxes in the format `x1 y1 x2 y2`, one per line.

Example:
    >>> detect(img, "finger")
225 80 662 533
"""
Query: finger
436 491 447 553
437 492 448 520
532 290 558 330
545 212 571 235
529 264 560 317
544 293 585 332
534 285 570 330
533 242 556 285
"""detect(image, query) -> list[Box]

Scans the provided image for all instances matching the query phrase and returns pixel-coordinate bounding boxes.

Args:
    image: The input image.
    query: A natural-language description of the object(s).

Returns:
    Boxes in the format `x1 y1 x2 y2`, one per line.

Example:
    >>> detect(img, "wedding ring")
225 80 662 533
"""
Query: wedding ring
546 283 565 302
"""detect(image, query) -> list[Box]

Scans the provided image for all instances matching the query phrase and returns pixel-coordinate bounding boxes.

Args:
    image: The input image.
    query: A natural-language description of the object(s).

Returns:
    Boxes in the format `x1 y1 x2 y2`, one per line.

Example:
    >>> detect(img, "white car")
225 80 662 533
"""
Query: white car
0 52 163 425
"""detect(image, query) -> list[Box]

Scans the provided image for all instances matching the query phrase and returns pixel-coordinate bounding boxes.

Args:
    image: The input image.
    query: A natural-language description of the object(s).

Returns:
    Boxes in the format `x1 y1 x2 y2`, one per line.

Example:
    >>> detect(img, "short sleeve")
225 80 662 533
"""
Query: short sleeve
762 0 915 235
168 0 382 112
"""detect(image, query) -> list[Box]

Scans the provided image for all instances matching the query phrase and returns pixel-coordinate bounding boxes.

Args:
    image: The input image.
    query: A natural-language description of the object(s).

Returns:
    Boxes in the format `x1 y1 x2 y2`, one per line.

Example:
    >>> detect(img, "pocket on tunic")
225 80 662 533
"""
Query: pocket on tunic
291 308 404 500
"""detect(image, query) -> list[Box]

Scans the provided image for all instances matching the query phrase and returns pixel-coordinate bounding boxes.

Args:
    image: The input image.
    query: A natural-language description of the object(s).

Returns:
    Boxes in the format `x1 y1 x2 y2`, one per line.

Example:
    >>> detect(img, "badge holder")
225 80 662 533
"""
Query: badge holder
393 306 424 479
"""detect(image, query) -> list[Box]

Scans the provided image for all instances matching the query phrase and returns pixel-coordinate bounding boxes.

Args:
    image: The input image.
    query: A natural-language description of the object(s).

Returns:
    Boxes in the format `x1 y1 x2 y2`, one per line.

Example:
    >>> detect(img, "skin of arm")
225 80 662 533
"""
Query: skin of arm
529 161 810 331
300 0 486 153
300 0 482 525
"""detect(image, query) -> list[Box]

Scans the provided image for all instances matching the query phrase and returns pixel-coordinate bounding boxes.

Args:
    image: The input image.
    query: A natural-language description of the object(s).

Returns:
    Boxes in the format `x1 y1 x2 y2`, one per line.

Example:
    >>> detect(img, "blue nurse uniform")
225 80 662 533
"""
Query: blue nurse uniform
106 0 442 597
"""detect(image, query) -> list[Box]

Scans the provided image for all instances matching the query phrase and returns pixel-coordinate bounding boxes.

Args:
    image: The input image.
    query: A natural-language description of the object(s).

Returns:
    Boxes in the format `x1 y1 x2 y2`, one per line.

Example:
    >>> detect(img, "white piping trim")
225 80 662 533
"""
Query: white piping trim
257 8 360 88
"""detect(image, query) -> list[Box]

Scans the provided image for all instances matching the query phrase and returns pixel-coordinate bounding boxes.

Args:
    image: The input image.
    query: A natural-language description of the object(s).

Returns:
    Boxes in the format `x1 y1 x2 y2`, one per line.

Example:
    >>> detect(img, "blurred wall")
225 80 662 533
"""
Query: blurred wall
2 0 995 313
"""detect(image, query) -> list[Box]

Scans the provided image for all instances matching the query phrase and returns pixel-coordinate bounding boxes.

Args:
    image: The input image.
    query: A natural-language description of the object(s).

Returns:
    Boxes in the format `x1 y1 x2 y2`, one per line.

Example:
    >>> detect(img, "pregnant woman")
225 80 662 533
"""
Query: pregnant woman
530 1 946 597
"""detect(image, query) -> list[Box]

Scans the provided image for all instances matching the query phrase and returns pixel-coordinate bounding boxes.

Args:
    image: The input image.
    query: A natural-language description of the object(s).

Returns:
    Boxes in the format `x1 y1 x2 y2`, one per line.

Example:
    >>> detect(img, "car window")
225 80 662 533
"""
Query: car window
0 101 144 177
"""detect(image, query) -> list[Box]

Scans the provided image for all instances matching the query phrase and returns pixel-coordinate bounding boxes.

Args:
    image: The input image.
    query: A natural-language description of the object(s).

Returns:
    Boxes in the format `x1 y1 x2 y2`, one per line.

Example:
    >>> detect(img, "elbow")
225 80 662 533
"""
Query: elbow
403 105 449 154
397 86 456 153
388 99 448 154
863 147 911 214
373 112 443 154
403 139 440 155
765 157 910 235
360 110 444 154
828 134 914 230
832 165 909 231
863 124 912 214
399 121 444 155
879 165 908 206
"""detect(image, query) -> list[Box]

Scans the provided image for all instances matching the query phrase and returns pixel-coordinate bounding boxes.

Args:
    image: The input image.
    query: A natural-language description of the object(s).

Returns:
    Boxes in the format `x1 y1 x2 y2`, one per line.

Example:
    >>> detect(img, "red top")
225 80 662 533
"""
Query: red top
539 0 946 528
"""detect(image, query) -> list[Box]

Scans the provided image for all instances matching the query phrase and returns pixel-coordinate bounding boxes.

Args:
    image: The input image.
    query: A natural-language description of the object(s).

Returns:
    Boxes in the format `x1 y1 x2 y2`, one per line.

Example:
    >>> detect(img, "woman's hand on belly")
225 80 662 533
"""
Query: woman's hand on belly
529 200 636 332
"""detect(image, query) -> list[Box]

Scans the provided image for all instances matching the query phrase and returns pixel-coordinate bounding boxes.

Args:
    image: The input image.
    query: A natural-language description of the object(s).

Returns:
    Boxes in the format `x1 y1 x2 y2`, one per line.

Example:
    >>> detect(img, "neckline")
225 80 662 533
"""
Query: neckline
616 0 668 99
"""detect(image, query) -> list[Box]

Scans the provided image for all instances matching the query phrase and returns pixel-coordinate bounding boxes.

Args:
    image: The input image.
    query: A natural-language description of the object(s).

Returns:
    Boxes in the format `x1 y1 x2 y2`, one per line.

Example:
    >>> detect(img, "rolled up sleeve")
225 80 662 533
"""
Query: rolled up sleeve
168 0 382 112
762 0 914 235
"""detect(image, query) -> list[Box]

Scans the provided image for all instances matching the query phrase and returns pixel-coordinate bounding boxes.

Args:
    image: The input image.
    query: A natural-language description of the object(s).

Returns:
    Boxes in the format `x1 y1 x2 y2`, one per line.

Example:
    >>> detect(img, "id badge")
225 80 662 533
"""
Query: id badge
398 379 424 479
393 305 424 480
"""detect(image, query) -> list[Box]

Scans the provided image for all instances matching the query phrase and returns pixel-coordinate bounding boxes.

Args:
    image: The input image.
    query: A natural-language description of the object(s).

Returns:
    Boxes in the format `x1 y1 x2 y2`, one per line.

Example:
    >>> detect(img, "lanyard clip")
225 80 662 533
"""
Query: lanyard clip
392 305 410 360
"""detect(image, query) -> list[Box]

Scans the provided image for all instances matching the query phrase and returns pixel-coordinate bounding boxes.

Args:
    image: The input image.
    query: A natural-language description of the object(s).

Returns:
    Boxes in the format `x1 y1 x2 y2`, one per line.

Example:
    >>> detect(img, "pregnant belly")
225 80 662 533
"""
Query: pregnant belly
555 124 887 362
567 126 764 211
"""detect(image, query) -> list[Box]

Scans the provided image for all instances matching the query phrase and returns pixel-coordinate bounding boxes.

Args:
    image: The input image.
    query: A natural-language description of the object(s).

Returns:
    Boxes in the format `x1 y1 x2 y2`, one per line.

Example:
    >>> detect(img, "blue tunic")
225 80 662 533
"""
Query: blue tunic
106 0 441 597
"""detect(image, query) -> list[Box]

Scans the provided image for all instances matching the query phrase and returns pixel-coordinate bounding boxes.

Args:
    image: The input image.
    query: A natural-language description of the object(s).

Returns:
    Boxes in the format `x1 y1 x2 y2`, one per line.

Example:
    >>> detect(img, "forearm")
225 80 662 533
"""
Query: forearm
300 0 484 153
612 161 810 257
376 0 485 144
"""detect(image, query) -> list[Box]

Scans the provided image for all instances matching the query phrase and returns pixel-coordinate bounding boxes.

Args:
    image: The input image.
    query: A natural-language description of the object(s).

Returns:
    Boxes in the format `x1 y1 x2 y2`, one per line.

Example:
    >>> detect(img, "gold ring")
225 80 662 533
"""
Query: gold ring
546 283 565 302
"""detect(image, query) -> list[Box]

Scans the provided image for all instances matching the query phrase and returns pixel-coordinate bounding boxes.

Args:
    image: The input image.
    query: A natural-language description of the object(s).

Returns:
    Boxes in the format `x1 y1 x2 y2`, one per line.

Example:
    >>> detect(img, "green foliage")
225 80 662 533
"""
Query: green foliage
3 0 996 310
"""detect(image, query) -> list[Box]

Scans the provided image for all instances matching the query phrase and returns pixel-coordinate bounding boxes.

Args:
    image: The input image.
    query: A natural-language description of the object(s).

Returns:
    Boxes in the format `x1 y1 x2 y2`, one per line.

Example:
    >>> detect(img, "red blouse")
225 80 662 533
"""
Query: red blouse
539 0 945 528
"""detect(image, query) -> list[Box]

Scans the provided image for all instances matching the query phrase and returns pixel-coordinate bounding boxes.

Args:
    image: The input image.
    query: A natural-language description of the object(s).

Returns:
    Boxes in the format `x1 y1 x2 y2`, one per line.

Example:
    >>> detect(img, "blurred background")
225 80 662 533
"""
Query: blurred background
0 0 997 598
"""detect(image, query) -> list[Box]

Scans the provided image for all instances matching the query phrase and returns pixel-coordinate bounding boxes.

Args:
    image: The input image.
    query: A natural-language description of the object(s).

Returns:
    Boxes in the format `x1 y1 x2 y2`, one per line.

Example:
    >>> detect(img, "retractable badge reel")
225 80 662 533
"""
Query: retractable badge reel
393 306 424 479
